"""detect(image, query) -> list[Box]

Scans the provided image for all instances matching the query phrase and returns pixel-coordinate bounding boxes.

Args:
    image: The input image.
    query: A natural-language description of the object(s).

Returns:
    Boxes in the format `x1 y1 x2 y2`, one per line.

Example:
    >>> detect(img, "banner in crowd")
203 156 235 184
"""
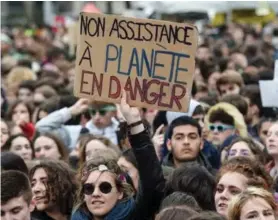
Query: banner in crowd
74 12 198 112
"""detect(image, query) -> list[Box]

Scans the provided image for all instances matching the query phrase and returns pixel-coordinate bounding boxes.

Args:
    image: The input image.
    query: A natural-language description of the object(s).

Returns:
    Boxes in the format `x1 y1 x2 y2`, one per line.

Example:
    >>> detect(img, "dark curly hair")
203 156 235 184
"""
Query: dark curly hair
217 157 273 191
29 160 77 216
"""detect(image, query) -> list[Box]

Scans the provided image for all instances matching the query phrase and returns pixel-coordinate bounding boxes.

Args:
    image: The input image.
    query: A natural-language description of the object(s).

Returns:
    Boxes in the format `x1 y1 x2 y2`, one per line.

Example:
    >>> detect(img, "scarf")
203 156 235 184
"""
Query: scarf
71 198 135 220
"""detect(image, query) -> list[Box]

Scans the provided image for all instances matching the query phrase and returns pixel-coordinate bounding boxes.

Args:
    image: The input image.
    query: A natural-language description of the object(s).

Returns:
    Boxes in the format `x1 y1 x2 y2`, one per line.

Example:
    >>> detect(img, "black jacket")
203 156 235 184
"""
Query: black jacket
129 129 166 220
162 151 216 175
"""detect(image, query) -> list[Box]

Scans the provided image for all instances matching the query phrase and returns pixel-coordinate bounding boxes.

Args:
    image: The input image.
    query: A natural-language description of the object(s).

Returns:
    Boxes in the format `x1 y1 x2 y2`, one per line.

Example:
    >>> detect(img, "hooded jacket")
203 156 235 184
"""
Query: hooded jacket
205 102 248 154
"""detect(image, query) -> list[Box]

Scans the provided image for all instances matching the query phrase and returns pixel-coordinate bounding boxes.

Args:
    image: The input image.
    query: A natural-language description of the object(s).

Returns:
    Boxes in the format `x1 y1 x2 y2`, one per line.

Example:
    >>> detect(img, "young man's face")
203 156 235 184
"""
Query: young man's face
167 125 202 167
219 83 240 97
1 196 32 220
209 121 235 146
17 88 33 104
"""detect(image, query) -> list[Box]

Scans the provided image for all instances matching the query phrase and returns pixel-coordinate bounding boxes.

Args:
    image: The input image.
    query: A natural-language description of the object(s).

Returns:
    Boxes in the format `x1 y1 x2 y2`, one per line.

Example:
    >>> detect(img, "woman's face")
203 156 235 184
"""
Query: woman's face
85 140 107 161
34 136 61 160
12 103 30 123
259 121 273 145
266 124 278 157
228 141 255 160
84 170 123 218
240 197 275 220
118 156 139 191
10 136 33 161
215 172 248 217
31 168 54 212
1 120 9 148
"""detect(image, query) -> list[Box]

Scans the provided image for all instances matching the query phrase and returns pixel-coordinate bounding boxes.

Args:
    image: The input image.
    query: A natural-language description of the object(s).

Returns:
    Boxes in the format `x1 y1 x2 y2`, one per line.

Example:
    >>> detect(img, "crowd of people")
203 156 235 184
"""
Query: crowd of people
1 14 278 220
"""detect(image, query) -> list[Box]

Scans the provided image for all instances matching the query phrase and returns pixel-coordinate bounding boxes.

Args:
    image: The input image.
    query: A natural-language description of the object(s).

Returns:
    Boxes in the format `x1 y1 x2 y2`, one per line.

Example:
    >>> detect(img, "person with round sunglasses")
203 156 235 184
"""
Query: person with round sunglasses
72 91 166 220
72 158 135 220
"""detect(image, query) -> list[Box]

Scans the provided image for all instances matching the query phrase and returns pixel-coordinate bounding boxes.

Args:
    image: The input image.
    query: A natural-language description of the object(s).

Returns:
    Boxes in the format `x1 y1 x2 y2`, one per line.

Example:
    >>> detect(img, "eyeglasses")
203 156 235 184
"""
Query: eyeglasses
209 124 234 132
228 149 251 157
83 182 114 195
89 106 117 116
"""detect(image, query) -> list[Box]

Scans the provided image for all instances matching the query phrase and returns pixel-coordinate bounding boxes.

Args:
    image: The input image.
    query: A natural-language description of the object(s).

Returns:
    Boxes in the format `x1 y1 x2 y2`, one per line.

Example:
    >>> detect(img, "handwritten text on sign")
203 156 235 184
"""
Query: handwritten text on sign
74 13 198 112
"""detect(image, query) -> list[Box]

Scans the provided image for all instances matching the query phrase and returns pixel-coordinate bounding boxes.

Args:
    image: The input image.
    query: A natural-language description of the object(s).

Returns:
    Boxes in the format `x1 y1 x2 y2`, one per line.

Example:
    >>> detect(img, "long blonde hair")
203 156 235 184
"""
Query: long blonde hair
228 187 277 220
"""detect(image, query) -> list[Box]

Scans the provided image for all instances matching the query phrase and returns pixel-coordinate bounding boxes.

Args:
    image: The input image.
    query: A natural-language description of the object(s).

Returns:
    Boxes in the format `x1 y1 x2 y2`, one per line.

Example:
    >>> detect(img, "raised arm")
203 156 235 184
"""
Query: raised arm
120 91 165 219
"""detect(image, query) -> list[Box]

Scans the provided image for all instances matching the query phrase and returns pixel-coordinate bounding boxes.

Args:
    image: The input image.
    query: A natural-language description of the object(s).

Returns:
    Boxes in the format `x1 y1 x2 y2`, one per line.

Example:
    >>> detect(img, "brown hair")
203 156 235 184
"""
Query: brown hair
29 160 77 216
216 70 244 94
225 137 269 164
188 211 226 220
217 157 273 190
33 133 69 162
220 94 248 116
156 206 198 220
228 187 277 220
79 134 120 166
1 170 32 205
6 100 33 122
74 156 134 213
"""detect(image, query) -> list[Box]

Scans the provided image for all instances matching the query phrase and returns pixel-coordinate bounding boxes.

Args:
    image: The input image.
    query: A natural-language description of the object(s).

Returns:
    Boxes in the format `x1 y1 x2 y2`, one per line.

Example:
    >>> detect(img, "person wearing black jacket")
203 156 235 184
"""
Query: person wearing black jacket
162 116 215 175
71 91 166 220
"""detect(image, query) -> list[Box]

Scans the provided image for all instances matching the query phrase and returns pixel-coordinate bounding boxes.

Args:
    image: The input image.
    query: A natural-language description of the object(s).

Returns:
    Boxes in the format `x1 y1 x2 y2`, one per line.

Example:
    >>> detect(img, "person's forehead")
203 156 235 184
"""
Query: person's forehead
86 170 115 184
269 123 278 132
241 197 272 213
12 136 29 144
261 121 273 129
230 141 249 150
173 125 198 134
219 172 247 187
33 167 47 179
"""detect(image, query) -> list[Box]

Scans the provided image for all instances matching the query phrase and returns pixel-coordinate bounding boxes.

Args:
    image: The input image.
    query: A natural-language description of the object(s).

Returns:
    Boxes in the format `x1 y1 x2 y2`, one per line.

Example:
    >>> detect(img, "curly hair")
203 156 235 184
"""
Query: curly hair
74 156 134 214
29 160 77 216
217 157 273 191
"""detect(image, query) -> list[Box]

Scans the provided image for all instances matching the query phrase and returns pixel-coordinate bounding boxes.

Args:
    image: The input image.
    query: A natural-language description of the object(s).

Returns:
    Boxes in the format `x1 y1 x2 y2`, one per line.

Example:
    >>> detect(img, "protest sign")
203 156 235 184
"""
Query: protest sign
259 60 278 108
74 12 198 112
259 80 278 107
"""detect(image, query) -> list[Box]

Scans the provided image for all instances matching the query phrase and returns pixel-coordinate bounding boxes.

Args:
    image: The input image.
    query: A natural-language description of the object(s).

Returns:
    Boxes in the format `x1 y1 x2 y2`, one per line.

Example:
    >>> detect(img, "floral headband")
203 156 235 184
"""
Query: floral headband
82 164 127 183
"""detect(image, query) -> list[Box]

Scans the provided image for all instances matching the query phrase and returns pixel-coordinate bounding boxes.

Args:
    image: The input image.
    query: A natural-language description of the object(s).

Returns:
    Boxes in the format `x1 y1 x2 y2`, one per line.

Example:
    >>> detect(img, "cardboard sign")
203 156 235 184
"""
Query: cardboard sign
74 12 198 112
259 80 278 107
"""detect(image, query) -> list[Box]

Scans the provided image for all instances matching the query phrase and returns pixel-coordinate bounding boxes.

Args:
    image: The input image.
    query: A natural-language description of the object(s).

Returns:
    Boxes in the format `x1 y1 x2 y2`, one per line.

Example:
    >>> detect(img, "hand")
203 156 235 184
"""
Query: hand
152 124 165 160
120 90 141 125
15 115 28 127
69 98 90 116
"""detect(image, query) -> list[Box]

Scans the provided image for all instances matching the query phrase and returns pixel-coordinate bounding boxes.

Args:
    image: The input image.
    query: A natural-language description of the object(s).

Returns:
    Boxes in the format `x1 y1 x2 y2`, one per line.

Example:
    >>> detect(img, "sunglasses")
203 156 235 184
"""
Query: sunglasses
83 182 114 195
209 124 234 132
89 106 117 116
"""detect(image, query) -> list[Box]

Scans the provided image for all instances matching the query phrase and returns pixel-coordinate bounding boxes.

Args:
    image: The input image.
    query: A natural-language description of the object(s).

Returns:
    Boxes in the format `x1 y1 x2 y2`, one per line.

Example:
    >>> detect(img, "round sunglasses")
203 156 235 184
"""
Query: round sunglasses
83 182 114 195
